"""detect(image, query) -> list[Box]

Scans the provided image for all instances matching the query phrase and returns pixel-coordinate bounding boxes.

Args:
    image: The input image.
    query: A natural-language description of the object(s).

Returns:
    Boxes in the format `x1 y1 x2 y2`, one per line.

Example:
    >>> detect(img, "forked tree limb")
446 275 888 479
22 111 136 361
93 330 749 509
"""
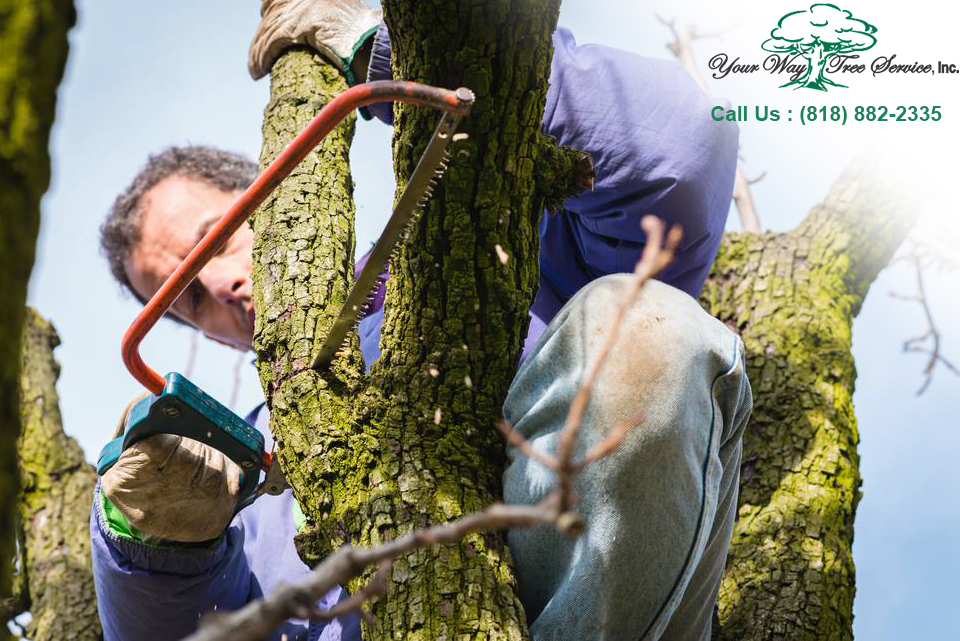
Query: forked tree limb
186 218 680 641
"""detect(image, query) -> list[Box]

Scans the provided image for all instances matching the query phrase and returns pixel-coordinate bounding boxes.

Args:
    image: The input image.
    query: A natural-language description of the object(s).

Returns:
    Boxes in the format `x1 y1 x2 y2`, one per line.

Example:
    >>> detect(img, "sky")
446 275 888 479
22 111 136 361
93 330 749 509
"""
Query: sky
25 0 959 638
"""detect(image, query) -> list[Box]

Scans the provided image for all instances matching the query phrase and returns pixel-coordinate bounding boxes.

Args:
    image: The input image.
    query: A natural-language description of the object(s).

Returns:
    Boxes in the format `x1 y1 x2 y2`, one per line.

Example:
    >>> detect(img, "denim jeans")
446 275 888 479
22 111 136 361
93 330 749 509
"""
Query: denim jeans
503 274 753 641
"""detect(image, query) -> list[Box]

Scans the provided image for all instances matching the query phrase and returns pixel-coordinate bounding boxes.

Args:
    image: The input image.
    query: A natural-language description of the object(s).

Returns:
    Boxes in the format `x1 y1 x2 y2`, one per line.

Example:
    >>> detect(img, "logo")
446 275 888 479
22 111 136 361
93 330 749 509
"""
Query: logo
707 4 951 89
762 4 877 91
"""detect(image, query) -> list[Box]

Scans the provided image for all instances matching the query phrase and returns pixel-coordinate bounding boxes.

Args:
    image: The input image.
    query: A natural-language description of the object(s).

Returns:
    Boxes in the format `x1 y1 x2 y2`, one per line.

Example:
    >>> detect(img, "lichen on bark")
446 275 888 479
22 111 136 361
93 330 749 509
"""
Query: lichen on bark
250 0 593 637
0 0 75 611
8 310 101 640
703 157 917 640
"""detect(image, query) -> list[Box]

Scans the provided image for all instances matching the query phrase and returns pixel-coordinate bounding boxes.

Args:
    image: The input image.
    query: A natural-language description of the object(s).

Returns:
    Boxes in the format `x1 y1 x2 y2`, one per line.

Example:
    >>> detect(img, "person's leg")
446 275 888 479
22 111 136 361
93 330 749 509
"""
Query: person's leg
502 274 752 641
658 422 744 640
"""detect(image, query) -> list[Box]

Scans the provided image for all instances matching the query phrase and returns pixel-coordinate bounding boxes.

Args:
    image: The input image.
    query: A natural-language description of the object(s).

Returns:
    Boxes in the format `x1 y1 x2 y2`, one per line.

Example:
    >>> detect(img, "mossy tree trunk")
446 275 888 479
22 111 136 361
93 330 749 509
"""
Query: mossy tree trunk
3 310 101 640
250 1 590 638
703 158 916 640
0 0 75 616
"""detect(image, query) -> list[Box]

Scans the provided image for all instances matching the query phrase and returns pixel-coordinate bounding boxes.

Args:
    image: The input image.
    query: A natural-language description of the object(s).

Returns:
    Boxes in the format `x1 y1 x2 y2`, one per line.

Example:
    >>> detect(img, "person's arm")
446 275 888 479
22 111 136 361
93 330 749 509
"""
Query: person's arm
91 402 357 641
90 394 254 640
539 28 740 300
90 485 254 641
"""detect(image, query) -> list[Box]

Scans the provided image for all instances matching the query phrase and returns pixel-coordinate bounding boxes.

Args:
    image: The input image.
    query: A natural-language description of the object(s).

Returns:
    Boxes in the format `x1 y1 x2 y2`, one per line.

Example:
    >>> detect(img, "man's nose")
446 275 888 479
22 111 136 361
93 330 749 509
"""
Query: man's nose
200 263 249 306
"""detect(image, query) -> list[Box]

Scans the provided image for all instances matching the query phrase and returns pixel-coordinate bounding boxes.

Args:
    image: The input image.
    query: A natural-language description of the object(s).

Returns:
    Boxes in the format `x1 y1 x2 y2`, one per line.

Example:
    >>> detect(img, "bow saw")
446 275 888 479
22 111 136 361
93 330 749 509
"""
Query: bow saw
97 81 475 511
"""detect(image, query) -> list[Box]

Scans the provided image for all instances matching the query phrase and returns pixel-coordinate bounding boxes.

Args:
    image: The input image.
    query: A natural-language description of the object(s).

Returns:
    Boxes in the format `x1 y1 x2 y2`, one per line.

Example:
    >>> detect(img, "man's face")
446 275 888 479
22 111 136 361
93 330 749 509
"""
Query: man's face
125 175 255 350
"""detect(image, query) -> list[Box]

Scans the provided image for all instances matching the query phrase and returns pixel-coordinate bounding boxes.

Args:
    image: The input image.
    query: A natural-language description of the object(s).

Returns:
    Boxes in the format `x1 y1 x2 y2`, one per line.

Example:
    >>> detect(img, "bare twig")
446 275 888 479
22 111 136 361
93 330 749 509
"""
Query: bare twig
573 413 643 473
310 560 393 627
890 249 959 395
555 216 681 509
656 14 762 233
229 350 245 410
184 330 199 378
907 228 960 272
496 419 560 472
731 168 762 233
184 501 561 641
183 217 681 641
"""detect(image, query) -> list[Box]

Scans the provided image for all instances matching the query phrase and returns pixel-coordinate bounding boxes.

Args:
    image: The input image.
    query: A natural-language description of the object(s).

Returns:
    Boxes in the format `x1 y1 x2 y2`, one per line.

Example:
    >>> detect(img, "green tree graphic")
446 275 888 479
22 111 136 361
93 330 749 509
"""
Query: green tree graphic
763 3 877 91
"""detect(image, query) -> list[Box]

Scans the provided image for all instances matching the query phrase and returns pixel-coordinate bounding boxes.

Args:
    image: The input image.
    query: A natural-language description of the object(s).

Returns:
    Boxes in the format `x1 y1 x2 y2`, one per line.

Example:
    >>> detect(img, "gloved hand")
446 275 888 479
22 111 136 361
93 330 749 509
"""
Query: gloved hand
100 394 243 543
248 0 382 83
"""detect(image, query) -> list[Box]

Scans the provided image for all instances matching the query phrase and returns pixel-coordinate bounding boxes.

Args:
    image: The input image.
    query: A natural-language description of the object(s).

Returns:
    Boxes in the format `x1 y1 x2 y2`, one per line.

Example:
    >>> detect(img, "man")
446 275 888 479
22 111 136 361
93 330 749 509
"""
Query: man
93 2 751 640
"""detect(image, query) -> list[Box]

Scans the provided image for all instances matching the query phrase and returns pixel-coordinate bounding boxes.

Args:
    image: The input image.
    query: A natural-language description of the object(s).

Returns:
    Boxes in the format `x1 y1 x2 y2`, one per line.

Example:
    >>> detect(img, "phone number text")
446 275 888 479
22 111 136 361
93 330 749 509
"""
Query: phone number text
799 105 942 124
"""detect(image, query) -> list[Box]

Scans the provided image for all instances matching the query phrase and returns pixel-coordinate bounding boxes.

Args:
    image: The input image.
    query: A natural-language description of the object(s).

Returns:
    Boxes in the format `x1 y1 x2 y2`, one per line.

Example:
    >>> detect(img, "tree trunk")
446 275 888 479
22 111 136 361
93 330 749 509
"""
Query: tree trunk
251 1 589 638
0 0 75 614
5 310 101 640
805 42 828 90
703 157 917 640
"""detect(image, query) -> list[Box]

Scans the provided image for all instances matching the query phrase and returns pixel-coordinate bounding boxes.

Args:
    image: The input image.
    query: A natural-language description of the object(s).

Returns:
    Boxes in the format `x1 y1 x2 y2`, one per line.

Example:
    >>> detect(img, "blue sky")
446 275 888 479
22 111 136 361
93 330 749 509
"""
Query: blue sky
27 0 959 637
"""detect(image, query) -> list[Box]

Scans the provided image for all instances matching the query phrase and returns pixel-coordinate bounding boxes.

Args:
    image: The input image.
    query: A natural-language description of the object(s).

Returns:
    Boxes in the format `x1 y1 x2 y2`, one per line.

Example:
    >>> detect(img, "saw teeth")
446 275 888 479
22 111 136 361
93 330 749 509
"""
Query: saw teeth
315 111 461 371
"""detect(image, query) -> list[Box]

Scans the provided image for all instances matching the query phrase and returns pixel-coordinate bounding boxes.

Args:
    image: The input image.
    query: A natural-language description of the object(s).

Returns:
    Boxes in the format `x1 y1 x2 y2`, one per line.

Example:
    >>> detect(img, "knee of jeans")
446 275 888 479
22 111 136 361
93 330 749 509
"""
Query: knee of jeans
567 275 740 440
577 274 736 373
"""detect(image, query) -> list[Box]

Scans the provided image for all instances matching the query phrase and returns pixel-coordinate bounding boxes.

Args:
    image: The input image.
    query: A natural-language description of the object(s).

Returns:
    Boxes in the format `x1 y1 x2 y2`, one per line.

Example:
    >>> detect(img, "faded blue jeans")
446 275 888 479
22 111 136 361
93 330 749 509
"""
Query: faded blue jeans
503 274 753 641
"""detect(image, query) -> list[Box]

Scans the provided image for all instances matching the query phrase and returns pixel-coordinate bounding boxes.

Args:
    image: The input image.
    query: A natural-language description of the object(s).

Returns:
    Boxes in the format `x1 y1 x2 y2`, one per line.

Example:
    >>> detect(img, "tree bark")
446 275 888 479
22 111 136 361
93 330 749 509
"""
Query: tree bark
0 0 75 612
703 156 917 640
5 310 101 639
251 1 590 638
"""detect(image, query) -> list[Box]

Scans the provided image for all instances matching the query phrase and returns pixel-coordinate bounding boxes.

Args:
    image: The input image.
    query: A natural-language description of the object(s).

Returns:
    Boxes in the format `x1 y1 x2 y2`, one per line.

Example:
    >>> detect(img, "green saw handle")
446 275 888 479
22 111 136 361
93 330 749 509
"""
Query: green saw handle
97 372 266 507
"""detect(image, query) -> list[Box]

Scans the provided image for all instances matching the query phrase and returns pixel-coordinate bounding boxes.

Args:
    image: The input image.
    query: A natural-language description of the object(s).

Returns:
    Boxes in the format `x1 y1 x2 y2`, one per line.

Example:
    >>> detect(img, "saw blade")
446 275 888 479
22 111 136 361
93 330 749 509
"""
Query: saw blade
313 106 469 368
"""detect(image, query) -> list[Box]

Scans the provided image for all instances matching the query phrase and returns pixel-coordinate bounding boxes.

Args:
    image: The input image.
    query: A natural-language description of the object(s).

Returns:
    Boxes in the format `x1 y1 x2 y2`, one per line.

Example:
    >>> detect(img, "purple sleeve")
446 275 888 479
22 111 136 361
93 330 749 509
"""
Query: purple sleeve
539 28 739 300
360 23 395 123
365 25 738 300
90 485 254 641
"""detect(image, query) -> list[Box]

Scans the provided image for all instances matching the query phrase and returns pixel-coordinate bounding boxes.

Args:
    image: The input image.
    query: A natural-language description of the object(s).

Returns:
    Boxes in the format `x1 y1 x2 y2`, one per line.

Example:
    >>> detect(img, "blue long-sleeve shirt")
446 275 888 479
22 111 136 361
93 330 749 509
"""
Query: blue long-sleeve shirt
91 26 738 641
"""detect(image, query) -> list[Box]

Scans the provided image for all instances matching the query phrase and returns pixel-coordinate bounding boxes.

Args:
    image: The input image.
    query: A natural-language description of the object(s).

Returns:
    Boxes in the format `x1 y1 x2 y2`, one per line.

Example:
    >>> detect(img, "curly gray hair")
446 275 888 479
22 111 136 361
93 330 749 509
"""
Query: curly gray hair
100 146 258 309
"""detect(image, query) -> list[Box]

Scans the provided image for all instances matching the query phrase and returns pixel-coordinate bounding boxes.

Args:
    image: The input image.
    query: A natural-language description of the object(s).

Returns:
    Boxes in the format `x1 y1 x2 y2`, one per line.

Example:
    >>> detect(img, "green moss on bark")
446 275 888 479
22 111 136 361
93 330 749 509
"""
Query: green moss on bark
702 158 917 640
13 310 100 640
0 0 75 609
251 1 593 636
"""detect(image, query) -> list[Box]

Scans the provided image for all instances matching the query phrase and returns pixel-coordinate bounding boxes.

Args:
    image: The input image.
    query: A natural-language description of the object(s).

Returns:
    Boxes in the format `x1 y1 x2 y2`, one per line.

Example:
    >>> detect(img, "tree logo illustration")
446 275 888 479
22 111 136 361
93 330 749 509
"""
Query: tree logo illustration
762 3 878 91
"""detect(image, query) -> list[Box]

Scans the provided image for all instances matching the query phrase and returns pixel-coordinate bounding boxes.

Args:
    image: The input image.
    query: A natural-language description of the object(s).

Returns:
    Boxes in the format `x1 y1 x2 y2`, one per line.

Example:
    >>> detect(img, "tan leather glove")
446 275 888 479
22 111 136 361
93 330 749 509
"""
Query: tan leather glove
101 394 243 543
248 0 382 81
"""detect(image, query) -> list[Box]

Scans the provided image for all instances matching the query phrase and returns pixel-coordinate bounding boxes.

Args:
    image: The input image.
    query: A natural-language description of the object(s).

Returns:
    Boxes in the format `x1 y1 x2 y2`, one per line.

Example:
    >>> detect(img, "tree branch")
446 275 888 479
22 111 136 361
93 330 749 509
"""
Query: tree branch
891 251 958 395
15 309 101 640
534 134 595 215
796 150 920 307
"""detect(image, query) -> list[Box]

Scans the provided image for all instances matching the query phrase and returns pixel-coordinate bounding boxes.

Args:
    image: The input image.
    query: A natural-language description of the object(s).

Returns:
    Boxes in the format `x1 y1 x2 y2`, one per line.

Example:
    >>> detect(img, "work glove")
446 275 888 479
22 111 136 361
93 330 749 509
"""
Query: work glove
100 394 243 543
248 0 382 83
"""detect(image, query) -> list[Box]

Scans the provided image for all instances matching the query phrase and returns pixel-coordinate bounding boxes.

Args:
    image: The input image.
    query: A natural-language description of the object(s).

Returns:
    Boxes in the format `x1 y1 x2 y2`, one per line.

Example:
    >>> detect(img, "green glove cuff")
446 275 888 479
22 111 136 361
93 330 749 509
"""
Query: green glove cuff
341 24 380 87
99 489 222 550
